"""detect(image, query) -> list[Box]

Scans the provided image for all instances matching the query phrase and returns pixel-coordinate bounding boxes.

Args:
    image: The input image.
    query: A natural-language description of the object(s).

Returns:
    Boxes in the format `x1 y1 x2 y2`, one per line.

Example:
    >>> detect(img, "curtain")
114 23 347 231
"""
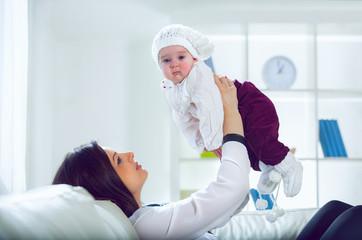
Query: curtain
0 0 28 193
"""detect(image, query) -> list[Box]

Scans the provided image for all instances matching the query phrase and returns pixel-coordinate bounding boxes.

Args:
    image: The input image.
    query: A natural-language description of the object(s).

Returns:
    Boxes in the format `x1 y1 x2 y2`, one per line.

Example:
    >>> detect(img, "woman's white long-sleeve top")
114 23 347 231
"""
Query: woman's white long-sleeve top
161 61 224 153
129 140 250 240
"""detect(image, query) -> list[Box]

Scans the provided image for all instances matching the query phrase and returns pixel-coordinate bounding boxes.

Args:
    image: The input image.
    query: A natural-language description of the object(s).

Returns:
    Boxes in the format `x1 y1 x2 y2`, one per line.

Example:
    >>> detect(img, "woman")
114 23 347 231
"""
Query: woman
52 141 142 218
53 75 362 239
54 74 249 239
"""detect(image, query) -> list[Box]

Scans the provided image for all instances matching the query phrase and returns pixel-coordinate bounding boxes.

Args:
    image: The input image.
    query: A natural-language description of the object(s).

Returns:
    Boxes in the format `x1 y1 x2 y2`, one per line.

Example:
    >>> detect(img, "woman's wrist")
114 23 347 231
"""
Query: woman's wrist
223 110 244 137
223 106 238 115
223 133 246 146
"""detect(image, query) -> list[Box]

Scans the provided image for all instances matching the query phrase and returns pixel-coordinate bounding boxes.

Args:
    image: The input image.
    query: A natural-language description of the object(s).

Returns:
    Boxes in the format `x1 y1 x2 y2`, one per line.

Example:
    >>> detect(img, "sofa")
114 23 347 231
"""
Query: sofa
0 184 318 240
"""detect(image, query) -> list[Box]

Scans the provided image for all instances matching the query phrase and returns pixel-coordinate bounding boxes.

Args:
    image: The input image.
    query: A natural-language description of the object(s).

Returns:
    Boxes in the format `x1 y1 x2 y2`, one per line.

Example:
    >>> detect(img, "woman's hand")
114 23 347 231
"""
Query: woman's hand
213 74 244 137
213 75 238 112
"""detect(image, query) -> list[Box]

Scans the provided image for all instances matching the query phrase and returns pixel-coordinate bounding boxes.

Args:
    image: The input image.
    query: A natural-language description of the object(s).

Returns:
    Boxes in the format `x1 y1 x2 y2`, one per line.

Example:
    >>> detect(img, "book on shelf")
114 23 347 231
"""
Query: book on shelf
319 120 333 156
200 151 217 158
319 119 348 157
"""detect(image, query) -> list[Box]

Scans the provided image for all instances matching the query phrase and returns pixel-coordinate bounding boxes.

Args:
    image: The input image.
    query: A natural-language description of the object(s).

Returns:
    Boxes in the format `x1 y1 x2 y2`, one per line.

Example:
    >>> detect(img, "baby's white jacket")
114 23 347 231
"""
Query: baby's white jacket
161 61 224 153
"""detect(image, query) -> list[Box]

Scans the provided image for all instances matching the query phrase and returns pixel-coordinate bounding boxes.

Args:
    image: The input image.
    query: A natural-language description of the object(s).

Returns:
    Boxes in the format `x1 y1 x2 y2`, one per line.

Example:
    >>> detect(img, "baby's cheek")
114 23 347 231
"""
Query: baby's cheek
162 69 170 78
180 64 189 72
182 65 193 76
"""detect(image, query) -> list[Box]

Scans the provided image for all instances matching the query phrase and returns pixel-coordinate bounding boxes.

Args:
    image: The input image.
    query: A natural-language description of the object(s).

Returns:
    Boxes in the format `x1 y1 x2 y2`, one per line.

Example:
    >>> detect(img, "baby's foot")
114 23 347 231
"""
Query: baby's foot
257 162 282 194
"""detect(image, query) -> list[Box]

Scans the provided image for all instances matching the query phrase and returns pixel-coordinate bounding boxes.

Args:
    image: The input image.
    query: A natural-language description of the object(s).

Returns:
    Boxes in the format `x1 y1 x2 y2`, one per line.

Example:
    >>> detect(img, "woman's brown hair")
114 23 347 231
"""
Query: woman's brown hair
52 141 139 217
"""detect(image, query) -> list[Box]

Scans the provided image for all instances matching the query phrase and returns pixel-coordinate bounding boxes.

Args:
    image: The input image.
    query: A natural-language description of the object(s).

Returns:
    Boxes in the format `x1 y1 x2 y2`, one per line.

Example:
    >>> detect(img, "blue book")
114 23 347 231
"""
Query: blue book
319 120 327 156
331 120 348 157
325 120 339 156
328 120 341 156
250 188 275 210
319 120 333 157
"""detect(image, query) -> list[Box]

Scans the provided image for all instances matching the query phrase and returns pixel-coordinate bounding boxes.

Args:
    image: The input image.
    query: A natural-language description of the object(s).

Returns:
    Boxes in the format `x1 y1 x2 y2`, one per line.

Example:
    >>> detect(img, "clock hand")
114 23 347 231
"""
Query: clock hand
278 65 285 74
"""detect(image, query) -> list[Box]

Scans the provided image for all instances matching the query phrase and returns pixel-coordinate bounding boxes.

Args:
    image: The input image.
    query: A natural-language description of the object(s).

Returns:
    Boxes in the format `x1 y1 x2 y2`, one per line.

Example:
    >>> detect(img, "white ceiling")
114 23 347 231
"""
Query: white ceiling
35 0 362 41
132 0 362 23
133 0 362 11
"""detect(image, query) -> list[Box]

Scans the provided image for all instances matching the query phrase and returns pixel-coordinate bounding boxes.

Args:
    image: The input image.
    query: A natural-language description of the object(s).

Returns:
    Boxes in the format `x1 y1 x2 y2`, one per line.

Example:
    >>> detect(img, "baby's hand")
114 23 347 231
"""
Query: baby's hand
203 147 222 158
212 147 222 158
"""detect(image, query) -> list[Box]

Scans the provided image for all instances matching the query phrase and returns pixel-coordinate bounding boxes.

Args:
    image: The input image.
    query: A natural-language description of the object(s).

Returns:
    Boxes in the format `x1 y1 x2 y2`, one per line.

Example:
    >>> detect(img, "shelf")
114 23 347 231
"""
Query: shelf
302 157 362 161
318 90 362 100
180 157 219 162
317 157 362 161
261 89 362 95
176 22 362 208
261 90 316 103
261 88 315 93
181 157 362 162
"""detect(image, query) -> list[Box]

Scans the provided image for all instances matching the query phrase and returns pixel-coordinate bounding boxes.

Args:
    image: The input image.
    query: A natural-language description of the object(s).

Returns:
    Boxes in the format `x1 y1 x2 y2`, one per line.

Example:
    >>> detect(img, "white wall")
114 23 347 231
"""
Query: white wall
27 0 362 206
27 0 176 203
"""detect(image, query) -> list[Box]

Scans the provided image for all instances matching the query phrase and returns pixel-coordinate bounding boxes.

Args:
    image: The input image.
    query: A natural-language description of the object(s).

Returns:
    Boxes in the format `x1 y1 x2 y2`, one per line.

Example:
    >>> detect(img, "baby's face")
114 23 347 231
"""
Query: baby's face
158 45 197 85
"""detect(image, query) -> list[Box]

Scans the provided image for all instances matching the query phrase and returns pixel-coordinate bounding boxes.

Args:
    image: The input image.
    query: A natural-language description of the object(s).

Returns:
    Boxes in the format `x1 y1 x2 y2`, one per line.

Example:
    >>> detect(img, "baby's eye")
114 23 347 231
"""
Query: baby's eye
162 58 170 63
117 156 122 165
178 56 185 60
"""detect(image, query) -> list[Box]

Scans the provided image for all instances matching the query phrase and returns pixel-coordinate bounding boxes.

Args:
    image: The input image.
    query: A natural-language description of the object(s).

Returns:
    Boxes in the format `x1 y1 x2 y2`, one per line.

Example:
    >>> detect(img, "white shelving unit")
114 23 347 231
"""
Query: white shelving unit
177 22 362 209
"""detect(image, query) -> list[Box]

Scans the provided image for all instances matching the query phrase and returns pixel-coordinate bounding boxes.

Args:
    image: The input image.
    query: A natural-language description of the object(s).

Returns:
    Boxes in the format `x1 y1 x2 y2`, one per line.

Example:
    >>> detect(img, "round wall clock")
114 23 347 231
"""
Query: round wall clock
262 56 296 89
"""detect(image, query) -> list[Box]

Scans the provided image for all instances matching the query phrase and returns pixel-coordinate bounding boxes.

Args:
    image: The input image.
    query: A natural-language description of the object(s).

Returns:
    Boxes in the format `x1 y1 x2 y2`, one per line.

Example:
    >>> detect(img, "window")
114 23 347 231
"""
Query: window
0 0 28 193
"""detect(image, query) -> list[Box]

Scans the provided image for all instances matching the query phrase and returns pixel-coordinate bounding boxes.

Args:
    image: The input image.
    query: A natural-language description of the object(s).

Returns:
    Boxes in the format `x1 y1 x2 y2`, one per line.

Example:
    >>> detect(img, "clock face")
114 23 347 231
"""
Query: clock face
262 56 296 89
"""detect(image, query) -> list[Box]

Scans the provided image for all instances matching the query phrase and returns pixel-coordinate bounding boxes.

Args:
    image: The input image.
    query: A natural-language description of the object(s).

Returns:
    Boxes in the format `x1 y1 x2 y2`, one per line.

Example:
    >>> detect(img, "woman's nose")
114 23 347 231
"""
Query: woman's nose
126 152 134 162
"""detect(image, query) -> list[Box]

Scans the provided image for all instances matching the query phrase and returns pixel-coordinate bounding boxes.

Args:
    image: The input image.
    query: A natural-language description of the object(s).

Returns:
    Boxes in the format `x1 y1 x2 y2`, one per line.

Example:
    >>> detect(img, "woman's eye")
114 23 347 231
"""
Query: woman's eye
117 156 122 165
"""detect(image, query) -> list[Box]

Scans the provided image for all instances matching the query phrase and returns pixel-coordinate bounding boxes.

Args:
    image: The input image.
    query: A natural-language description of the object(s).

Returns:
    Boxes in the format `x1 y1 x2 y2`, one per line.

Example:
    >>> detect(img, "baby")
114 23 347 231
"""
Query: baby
152 24 303 199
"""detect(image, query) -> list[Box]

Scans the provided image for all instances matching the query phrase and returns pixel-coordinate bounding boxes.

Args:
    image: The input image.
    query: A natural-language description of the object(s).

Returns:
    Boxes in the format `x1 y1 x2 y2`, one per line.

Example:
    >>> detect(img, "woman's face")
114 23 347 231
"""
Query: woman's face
104 148 148 198
158 45 197 85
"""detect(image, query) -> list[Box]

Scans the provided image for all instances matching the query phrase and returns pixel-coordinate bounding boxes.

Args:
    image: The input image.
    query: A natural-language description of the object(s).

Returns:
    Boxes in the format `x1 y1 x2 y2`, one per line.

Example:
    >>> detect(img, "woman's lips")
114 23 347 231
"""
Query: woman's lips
136 162 142 170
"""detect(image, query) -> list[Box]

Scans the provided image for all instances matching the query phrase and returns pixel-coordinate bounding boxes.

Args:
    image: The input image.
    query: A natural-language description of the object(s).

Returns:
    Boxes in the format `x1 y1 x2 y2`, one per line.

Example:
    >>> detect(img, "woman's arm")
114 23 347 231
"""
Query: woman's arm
130 75 250 239
213 74 244 137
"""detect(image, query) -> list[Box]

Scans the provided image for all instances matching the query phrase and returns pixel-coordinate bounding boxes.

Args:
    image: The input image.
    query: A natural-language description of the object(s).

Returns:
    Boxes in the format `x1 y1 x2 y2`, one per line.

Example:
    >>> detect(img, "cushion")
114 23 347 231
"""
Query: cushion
94 200 139 239
211 208 319 240
0 184 139 239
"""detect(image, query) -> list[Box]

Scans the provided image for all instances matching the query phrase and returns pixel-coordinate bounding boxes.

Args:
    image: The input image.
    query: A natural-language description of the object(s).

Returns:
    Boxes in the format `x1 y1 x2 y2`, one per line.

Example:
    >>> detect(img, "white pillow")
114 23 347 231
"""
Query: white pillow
0 184 139 240
94 200 139 239
211 208 319 240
